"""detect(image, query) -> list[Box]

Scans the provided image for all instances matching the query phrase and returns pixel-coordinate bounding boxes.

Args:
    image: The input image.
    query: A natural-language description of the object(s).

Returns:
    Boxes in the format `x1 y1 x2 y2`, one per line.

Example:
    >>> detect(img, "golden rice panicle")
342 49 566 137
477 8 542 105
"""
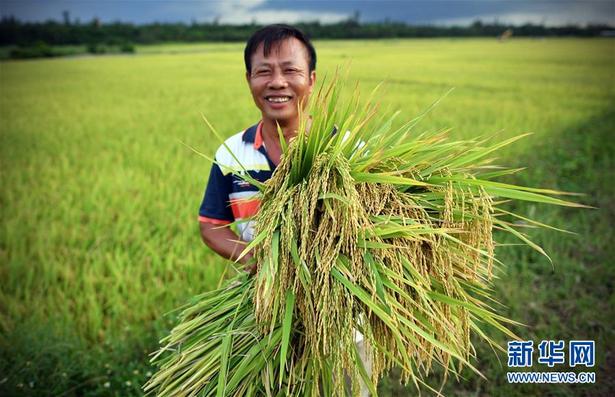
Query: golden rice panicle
143 72 582 397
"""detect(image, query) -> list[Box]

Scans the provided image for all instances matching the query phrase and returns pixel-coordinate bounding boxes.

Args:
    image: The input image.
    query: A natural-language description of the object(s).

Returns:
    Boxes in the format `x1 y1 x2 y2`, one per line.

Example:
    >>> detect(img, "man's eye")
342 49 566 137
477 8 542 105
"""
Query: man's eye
285 68 298 73
255 70 270 76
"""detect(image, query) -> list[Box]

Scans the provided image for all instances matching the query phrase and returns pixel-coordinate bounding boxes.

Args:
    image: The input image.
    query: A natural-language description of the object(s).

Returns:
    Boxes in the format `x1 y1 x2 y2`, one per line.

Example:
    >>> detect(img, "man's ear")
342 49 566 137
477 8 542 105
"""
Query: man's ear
309 70 316 92
245 71 251 84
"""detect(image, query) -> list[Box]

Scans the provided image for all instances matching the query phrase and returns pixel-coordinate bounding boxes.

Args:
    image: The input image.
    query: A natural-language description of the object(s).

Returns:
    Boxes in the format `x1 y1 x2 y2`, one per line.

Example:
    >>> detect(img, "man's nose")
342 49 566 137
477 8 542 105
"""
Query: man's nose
267 69 288 89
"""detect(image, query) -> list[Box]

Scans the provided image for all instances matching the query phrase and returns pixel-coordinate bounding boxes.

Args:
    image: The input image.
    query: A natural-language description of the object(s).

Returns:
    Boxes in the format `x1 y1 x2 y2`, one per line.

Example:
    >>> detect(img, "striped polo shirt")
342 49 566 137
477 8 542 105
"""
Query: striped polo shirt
198 121 274 242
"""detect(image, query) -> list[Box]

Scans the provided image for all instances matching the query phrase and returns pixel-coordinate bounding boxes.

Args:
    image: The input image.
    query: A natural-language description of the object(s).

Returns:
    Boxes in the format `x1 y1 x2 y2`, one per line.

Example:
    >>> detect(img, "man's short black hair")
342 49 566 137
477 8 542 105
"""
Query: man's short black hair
244 24 316 73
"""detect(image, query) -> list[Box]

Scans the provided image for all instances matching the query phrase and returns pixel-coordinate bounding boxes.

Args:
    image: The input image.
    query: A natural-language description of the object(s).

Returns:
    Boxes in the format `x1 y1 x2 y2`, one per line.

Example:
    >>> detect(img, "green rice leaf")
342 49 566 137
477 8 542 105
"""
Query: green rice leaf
279 290 295 386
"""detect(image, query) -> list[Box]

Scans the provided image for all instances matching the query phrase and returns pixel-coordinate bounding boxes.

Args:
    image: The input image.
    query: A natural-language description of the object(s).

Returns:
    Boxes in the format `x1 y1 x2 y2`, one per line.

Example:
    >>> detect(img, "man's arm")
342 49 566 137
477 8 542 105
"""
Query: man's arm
199 222 256 273
199 144 257 274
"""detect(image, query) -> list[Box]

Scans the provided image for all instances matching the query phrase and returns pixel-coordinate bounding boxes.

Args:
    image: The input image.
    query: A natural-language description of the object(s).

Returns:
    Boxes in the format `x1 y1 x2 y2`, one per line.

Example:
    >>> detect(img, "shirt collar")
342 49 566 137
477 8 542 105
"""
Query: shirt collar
242 120 264 150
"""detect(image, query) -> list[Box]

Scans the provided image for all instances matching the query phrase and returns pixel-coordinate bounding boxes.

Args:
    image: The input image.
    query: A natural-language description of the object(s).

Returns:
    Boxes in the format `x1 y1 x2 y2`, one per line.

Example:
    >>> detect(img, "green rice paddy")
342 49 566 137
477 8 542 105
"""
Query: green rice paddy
1 38 613 396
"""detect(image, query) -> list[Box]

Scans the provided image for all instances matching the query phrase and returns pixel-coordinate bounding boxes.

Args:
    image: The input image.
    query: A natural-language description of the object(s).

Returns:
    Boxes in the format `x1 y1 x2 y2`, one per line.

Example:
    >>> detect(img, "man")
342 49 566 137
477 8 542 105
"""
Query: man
198 24 371 396
198 24 316 273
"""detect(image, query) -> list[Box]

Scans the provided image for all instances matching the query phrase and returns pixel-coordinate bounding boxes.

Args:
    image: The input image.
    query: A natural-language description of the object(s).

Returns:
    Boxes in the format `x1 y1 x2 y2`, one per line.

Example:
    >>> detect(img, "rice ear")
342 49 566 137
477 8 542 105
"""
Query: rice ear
146 73 582 397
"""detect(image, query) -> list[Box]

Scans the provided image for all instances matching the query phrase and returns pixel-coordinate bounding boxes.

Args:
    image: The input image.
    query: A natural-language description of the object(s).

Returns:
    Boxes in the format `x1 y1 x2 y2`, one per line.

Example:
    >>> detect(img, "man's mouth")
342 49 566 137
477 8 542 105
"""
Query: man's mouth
265 96 292 103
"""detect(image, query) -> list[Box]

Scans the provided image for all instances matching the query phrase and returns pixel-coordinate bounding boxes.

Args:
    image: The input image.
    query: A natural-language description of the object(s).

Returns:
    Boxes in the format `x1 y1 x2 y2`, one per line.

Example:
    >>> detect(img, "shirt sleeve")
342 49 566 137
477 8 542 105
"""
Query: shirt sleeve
198 162 234 224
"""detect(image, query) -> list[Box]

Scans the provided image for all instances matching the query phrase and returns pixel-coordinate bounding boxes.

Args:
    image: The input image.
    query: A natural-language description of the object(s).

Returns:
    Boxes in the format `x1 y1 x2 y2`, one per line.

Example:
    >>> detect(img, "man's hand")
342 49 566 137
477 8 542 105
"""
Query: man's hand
199 222 258 275
243 261 258 276
241 251 257 276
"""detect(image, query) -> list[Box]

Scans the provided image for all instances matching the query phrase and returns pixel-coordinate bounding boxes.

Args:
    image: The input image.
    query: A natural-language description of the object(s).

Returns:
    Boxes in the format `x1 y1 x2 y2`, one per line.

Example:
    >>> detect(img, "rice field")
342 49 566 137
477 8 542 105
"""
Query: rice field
1 38 614 396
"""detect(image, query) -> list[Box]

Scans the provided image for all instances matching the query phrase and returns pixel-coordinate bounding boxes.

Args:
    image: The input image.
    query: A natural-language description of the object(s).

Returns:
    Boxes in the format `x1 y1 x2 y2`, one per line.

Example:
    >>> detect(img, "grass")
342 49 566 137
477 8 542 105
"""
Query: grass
1 38 614 396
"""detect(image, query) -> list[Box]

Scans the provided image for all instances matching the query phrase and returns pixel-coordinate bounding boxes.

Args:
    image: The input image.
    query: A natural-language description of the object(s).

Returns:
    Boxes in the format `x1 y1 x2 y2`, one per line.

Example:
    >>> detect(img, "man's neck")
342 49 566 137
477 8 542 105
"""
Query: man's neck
261 117 298 144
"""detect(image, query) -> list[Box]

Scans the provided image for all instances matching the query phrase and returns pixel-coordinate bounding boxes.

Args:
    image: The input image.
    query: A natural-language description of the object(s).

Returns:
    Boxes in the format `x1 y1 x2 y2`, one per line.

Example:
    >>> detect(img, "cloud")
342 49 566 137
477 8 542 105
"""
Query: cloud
1 0 612 26
208 0 348 24
433 1 615 26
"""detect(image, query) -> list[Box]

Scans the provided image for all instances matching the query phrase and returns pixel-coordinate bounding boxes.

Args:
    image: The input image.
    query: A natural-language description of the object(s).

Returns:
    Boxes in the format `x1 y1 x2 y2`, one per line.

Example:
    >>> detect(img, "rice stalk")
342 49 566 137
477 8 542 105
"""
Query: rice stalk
144 71 582 396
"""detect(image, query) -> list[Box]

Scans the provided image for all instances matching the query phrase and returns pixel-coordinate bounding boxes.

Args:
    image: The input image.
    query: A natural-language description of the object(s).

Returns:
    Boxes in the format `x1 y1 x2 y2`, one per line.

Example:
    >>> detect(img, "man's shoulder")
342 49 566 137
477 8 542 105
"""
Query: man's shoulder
213 129 248 163
213 124 265 174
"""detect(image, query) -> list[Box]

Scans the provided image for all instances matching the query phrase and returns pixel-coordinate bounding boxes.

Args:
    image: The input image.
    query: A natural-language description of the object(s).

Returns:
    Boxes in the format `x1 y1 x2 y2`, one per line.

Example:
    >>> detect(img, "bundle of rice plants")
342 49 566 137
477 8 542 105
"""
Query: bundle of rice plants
143 73 583 397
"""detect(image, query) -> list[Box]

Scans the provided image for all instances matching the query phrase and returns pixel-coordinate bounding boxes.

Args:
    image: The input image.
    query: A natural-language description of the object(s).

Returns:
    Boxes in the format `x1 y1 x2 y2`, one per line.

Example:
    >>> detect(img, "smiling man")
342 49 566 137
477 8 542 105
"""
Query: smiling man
198 24 317 273
198 24 371 395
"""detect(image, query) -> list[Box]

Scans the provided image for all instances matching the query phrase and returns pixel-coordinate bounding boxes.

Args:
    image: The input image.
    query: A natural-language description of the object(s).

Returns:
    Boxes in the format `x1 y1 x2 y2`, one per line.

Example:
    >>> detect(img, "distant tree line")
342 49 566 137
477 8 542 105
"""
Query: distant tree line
1 15 613 47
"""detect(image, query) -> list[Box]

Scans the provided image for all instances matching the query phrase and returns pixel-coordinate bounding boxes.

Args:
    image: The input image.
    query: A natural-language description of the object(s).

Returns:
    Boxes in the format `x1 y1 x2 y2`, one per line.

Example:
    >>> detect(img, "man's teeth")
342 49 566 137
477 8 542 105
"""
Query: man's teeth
267 96 290 103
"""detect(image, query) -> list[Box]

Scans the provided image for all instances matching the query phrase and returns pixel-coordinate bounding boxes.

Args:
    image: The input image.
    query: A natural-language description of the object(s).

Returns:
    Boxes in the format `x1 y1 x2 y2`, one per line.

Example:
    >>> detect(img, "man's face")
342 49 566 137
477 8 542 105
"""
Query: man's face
246 37 316 125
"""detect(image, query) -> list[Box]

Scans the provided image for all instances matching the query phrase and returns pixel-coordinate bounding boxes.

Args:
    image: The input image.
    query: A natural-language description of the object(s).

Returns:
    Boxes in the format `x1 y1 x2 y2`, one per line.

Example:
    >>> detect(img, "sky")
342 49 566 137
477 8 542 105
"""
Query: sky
1 0 614 27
